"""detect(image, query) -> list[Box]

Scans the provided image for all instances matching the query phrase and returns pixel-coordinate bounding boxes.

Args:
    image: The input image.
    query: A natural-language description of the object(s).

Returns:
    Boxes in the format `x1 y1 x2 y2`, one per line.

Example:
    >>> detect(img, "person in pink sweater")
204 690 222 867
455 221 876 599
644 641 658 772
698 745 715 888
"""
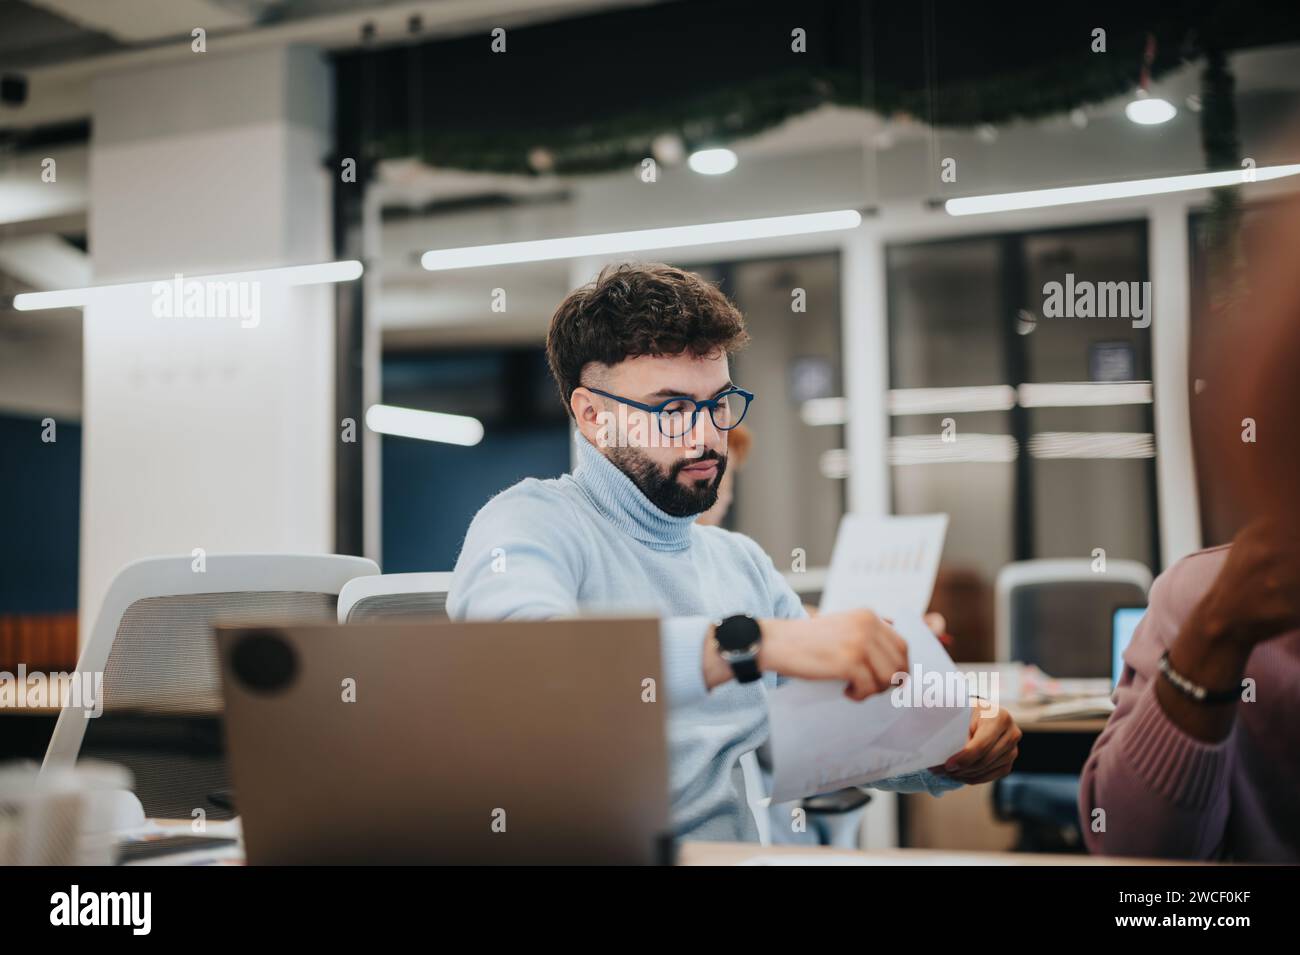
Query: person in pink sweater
1079 522 1300 861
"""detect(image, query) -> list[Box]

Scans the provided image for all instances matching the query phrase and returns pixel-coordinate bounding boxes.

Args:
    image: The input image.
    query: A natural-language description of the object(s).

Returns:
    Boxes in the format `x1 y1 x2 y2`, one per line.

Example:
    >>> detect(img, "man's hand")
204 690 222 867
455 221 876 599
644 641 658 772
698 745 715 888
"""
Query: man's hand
742 610 909 700
932 699 1021 785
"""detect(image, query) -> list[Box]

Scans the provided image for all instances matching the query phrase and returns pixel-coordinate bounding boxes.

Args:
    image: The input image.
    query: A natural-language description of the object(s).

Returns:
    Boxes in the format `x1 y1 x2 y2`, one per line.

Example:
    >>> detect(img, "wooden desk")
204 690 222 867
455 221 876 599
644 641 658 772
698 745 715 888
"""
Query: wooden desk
1005 702 1108 774
129 819 1193 866
1016 717 1109 734
678 842 1188 865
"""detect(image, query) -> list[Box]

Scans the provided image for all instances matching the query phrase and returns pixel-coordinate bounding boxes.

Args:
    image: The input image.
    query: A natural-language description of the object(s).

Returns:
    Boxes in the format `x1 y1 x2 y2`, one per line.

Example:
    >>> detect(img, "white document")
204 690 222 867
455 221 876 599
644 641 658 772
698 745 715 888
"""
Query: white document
767 614 971 803
818 513 949 618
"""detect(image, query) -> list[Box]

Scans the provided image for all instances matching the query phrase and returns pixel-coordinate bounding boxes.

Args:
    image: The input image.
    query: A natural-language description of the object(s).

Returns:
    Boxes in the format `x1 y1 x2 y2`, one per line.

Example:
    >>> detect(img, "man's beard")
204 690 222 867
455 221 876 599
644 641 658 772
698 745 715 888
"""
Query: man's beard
607 446 728 518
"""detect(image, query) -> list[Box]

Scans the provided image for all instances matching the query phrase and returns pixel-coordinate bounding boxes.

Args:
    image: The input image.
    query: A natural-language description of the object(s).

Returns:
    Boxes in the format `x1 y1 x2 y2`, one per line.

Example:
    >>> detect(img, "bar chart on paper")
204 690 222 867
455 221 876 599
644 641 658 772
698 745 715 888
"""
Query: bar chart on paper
818 513 949 619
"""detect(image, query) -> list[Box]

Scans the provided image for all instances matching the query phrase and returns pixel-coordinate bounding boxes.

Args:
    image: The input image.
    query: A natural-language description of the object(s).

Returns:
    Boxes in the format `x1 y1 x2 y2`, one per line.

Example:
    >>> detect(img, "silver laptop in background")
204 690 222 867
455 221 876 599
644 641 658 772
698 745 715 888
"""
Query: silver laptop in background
215 617 671 865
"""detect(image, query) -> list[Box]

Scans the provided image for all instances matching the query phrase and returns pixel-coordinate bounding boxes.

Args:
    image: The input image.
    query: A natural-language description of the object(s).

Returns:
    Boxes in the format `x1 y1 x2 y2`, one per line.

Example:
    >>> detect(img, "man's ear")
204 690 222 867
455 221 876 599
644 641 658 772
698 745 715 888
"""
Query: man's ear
570 387 604 444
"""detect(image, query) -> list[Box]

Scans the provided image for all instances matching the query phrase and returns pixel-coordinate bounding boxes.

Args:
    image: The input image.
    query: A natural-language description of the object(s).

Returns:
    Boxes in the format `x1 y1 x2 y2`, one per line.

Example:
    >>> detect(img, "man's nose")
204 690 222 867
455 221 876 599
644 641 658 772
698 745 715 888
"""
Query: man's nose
686 409 721 450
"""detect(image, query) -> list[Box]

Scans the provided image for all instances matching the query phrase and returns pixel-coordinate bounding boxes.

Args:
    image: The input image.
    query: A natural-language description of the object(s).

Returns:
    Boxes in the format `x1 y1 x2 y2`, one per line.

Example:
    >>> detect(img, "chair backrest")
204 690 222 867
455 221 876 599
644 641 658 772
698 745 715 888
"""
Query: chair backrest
42 553 378 821
337 572 454 623
780 567 828 609
995 559 1151 678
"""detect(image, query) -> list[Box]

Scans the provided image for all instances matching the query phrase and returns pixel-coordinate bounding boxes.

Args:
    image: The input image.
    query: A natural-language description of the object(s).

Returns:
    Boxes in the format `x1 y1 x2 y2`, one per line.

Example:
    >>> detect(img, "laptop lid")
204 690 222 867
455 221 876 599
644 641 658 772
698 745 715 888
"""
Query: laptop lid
1111 606 1146 687
215 617 671 864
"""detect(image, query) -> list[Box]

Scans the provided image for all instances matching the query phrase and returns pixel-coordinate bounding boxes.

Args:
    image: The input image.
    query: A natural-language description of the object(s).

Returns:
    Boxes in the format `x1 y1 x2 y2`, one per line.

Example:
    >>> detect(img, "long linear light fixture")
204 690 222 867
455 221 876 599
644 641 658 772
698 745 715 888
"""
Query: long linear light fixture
1028 432 1155 459
801 397 848 427
819 448 850 480
12 260 364 311
421 210 862 271
365 404 484 447
888 434 1020 466
804 386 1015 427
945 164 1300 217
805 382 1155 427
888 385 1017 416
1018 382 1152 407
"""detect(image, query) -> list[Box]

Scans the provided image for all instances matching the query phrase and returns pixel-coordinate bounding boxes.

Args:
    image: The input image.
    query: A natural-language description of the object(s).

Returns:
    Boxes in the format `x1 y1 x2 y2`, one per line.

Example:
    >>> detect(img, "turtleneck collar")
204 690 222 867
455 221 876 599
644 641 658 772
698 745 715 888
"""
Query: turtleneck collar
571 431 698 553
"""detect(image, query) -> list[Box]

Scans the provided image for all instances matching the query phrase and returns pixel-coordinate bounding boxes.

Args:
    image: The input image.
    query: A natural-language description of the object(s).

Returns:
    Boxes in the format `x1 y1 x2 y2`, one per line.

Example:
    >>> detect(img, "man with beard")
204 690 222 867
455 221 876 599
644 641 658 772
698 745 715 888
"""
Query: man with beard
448 262 1019 842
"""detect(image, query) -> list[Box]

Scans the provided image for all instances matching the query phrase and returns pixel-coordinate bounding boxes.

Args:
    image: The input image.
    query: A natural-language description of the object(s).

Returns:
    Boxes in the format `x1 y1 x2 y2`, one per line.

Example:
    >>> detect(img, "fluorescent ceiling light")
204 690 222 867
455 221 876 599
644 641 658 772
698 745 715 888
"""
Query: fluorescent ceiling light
819 448 849 480
365 404 484 447
688 147 738 175
801 397 847 427
888 434 1019 466
1125 96 1177 125
888 385 1017 416
1018 382 1153 407
12 260 363 311
812 384 1152 424
420 210 862 271
1027 432 1155 459
945 164 1300 216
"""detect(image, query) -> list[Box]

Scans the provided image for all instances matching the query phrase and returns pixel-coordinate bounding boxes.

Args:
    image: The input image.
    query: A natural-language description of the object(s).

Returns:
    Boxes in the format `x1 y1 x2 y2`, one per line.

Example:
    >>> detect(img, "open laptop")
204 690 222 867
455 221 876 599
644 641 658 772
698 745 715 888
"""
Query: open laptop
214 617 671 864
1112 606 1146 687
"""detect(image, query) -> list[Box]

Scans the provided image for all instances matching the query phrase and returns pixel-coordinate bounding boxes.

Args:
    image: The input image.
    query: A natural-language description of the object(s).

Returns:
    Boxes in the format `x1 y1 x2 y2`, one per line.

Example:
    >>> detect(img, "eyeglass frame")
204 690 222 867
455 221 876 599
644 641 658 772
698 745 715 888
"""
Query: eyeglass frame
584 385 754 437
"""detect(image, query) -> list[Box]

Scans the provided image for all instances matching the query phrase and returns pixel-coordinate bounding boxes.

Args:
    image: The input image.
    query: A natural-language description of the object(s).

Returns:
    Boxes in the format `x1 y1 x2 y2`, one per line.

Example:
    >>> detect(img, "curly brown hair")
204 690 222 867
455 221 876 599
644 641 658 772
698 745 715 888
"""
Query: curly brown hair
545 262 749 415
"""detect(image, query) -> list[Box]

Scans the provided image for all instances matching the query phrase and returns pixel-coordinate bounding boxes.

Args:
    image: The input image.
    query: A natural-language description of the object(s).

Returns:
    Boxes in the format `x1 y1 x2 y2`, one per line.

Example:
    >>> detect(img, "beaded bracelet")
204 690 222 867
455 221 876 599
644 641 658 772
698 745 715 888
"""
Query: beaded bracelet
1158 650 1241 705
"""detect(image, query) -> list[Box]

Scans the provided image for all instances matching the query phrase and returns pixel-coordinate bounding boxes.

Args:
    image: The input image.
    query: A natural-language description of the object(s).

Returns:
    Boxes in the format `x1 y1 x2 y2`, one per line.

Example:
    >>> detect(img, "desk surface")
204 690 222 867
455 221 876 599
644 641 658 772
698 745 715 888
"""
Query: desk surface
1006 701 1109 734
130 820 1193 866
0 672 81 716
678 842 1192 866
1014 716 1109 734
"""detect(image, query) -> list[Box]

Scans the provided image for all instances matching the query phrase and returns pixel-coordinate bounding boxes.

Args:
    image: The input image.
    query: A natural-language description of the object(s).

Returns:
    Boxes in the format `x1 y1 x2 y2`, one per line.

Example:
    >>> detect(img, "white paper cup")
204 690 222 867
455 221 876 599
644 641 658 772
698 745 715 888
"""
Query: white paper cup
0 760 137 866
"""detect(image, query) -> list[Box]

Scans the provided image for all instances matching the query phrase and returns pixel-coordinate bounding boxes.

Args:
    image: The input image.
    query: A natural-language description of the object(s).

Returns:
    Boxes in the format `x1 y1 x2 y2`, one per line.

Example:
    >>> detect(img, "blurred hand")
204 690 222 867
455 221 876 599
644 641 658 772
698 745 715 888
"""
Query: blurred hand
1157 520 1300 743
758 610 909 701
1191 519 1300 652
932 699 1021 785
923 612 947 637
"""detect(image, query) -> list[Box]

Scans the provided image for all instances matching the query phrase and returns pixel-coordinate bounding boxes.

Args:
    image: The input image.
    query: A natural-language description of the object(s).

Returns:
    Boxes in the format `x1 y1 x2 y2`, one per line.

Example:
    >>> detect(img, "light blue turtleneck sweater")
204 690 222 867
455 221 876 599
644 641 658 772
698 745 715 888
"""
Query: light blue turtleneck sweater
448 433 959 841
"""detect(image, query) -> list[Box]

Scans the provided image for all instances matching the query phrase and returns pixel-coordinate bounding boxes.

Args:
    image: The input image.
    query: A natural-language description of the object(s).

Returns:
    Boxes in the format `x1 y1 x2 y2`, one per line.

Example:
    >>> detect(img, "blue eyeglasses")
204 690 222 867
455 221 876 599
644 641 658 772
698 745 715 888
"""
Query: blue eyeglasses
586 386 754 438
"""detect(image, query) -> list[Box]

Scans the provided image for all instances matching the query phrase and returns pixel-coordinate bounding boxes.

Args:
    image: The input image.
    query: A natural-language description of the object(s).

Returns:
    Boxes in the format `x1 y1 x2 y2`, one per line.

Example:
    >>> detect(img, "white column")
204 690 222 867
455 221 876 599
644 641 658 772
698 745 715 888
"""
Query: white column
566 255 608 470
841 223 891 518
362 185 385 565
80 45 336 640
1148 199 1201 568
840 222 898 848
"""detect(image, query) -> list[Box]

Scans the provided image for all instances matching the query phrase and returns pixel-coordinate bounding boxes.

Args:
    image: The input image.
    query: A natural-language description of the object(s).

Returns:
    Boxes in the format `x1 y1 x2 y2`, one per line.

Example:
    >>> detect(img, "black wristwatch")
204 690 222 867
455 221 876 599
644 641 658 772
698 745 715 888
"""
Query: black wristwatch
715 614 763 684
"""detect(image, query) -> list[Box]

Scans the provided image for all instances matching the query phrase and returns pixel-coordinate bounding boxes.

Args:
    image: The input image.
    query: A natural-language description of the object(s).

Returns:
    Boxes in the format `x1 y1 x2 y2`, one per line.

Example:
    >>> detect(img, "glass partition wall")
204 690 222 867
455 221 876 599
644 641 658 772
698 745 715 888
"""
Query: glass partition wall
690 253 847 573
885 222 1158 659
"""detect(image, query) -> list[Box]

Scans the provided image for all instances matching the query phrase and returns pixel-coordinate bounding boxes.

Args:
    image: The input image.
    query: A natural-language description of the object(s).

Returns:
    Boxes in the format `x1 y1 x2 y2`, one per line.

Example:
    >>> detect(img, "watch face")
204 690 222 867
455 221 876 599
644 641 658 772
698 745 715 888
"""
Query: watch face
716 615 760 652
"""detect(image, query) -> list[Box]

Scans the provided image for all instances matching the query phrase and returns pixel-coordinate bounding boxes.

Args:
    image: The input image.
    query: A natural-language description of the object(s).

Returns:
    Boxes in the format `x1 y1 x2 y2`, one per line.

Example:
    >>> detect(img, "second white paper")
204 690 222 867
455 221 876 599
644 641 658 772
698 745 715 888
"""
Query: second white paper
767 614 971 804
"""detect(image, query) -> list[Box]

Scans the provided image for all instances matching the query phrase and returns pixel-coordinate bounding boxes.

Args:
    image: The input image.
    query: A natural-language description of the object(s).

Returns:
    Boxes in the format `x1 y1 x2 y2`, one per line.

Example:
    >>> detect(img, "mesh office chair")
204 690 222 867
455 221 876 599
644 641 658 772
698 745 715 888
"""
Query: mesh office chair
336 572 453 623
992 558 1150 851
995 559 1151 678
42 553 378 823
780 567 828 608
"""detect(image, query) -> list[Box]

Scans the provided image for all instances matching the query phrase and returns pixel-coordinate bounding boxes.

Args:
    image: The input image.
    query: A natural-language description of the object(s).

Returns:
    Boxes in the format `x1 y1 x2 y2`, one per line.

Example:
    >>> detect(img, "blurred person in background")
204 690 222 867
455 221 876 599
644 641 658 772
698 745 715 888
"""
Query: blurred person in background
1080 191 1300 862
